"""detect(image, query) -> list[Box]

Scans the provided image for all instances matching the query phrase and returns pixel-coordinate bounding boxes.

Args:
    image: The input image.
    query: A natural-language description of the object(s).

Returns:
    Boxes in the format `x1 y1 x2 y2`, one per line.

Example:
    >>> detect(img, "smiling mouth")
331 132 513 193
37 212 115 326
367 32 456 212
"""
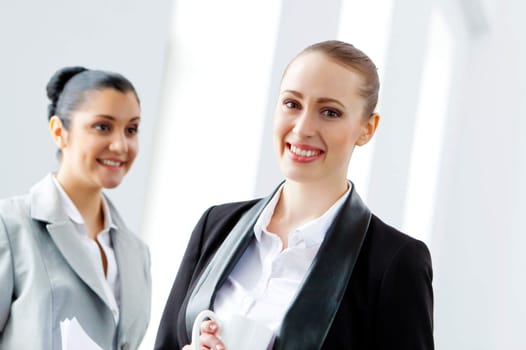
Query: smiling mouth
98 159 124 167
289 144 322 157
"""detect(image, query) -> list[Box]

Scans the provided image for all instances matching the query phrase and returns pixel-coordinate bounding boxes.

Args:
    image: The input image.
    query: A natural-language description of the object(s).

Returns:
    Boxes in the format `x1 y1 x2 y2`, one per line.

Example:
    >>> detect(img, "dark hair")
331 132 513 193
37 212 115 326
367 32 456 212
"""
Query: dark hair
286 40 380 118
46 66 139 129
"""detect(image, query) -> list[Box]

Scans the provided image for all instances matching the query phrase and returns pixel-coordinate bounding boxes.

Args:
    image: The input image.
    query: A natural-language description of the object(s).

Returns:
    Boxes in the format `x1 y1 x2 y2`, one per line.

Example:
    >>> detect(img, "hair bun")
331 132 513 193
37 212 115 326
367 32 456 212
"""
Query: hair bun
46 66 87 118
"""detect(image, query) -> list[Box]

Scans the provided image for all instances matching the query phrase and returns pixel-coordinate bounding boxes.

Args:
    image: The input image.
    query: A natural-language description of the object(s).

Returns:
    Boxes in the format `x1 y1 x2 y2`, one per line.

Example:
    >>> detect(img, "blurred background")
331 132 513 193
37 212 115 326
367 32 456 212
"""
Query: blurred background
1 0 524 348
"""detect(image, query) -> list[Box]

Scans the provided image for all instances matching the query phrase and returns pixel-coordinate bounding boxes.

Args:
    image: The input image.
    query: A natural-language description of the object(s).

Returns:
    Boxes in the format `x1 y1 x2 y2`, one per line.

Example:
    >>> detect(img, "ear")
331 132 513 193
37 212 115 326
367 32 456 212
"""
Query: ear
49 116 68 149
356 113 380 146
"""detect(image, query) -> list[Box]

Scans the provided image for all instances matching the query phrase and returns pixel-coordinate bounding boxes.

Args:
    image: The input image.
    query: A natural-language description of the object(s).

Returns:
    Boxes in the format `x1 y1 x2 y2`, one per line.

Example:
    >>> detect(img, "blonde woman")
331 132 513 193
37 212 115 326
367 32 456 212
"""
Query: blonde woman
156 40 433 350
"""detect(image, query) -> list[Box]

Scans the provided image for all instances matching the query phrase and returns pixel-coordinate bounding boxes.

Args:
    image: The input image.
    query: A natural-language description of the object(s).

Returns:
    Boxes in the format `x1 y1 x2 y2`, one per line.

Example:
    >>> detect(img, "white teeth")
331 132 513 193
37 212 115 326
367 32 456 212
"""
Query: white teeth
100 159 122 167
290 145 320 157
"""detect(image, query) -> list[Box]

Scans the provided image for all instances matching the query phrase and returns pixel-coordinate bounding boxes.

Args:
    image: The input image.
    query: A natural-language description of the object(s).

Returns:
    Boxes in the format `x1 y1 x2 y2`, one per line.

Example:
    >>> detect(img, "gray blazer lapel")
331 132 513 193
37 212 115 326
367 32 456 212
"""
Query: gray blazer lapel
183 182 370 349
274 185 371 349
30 174 112 310
105 192 151 344
184 197 268 338
46 221 112 308
112 228 144 333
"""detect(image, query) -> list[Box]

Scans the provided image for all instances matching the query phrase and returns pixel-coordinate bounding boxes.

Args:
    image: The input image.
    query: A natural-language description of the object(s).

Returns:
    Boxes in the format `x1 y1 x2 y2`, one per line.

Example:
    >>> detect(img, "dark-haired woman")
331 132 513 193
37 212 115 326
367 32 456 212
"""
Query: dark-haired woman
155 40 434 350
0 67 151 349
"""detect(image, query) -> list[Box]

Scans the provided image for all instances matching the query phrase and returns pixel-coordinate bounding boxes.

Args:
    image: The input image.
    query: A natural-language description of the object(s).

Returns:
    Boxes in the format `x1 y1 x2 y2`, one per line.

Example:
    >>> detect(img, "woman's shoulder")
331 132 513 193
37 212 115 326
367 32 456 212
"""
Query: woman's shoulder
0 194 31 222
368 214 426 244
365 214 432 270
0 195 34 252
192 198 264 248
205 198 262 219
0 174 57 224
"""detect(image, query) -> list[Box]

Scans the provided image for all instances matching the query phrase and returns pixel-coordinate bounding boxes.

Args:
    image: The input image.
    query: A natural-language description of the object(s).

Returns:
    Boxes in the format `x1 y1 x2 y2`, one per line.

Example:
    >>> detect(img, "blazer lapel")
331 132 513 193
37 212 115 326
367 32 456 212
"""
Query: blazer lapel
183 182 371 349
184 197 269 338
274 185 371 349
112 227 143 333
46 221 112 308
30 174 112 310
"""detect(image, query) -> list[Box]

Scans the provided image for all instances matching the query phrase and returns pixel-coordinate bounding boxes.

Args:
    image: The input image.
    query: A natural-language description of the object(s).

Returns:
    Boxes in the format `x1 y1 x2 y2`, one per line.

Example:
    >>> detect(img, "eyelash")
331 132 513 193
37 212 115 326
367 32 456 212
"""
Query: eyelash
284 100 300 109
126 125 139 135
92 123 139 136
321 109 341 119
93 123 111 132
282 99 342 119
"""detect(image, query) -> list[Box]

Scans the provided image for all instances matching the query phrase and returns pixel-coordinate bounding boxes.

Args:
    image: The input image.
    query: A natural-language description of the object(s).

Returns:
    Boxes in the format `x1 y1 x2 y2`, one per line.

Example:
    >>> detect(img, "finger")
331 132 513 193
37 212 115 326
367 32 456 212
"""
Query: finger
182 344 209 350
200 333 225 350
200 320 219 334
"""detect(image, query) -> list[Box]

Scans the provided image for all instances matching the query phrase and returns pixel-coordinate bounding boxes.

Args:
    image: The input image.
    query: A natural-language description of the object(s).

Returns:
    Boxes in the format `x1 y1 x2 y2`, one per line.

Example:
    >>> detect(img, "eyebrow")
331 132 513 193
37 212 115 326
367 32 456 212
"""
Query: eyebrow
96 114 141 122
281 90 346 109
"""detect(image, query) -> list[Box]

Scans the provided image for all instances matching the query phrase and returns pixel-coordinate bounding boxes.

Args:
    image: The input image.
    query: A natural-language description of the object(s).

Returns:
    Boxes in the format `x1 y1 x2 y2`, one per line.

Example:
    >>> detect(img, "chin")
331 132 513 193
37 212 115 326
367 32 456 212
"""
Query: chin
101 178 124 189
280 165 317 183
104 183 121 189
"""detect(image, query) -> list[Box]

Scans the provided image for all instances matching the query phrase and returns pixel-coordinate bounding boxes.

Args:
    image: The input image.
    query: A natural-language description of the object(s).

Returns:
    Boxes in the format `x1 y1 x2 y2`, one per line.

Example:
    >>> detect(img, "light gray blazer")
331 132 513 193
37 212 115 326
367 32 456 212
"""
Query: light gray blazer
0 174 151 350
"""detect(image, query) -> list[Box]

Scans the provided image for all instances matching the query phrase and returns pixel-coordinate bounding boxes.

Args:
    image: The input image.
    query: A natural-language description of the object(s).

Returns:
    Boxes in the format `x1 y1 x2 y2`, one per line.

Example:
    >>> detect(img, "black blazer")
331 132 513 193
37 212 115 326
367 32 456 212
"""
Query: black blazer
154 187 434 350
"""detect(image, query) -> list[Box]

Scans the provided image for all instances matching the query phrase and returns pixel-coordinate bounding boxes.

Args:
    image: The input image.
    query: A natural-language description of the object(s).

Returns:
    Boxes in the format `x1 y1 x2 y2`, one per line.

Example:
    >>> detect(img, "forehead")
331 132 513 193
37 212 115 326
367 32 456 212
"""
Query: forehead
281 52 365 102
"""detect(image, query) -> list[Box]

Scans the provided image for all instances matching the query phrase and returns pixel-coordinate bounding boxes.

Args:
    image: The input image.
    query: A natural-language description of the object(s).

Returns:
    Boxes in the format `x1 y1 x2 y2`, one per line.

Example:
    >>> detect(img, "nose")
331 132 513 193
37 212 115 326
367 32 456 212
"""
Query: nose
292 109 316 137
109 131 128 154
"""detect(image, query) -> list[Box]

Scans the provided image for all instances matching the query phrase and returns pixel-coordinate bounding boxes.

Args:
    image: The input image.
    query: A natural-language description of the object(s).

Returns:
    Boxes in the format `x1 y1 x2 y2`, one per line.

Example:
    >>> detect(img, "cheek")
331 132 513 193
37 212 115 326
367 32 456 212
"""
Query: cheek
272 116 285 142
344 122 366 143
336 136 354 153
272 123 288 158
273 111 293 138
329 129 358 155
72 141 95 159
129 140 139 158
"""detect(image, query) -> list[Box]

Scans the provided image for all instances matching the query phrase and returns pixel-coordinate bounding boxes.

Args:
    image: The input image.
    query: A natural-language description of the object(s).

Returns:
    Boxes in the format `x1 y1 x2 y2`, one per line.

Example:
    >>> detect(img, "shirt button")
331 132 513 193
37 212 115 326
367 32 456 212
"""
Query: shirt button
290 234 299 245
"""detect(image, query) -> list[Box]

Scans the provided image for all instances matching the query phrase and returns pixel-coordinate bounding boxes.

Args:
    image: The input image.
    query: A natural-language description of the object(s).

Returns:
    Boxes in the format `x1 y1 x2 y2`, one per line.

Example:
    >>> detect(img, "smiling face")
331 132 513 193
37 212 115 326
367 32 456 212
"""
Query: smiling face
273 51 378 187
51 88 140 192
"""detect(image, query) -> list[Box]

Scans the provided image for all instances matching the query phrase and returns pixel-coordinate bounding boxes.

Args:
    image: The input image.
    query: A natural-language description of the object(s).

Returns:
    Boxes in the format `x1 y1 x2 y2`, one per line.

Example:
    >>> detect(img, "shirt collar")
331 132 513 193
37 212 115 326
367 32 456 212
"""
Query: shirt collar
253 182 352 247
253 184 284 241
52 175 118 237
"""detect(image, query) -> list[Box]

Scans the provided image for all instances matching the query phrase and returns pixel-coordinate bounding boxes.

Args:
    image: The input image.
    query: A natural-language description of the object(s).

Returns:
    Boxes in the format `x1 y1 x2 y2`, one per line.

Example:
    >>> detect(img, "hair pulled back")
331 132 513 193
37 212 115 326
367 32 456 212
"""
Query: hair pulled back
288 40 380 118
46 66 139 128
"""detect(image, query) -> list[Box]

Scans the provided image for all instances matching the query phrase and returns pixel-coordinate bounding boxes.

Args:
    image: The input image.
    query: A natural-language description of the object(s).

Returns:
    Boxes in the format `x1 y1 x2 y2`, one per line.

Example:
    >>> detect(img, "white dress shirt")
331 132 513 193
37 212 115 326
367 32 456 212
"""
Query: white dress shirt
213 183 351 336
52 176 121 325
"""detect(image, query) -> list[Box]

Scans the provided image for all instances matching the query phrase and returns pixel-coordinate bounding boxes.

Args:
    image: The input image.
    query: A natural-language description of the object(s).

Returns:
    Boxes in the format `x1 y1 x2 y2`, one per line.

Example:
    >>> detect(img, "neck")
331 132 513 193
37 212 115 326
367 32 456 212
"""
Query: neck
56 173 104 239
274 178 349 227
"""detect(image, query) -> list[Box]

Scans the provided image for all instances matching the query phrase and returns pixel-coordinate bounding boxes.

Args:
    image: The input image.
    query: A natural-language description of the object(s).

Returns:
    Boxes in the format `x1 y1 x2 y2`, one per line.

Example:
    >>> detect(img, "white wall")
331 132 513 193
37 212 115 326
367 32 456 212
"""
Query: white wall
0 0 173 233
432 0 526 348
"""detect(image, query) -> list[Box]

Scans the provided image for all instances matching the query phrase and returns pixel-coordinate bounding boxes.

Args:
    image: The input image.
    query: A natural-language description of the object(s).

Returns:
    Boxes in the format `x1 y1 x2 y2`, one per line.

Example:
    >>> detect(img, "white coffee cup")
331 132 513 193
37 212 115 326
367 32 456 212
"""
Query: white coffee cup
192 310 274 350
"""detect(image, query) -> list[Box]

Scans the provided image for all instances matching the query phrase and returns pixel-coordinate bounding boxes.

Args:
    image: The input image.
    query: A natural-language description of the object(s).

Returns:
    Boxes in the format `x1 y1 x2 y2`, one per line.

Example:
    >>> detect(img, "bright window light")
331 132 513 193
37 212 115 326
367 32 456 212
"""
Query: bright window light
403 8 453 245
337 0 394 200
141 1 281 348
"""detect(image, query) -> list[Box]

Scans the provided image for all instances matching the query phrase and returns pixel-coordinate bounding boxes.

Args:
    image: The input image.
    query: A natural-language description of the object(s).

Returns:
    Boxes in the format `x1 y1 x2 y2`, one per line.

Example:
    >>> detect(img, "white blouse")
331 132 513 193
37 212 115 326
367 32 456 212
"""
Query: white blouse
213 183 351 335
